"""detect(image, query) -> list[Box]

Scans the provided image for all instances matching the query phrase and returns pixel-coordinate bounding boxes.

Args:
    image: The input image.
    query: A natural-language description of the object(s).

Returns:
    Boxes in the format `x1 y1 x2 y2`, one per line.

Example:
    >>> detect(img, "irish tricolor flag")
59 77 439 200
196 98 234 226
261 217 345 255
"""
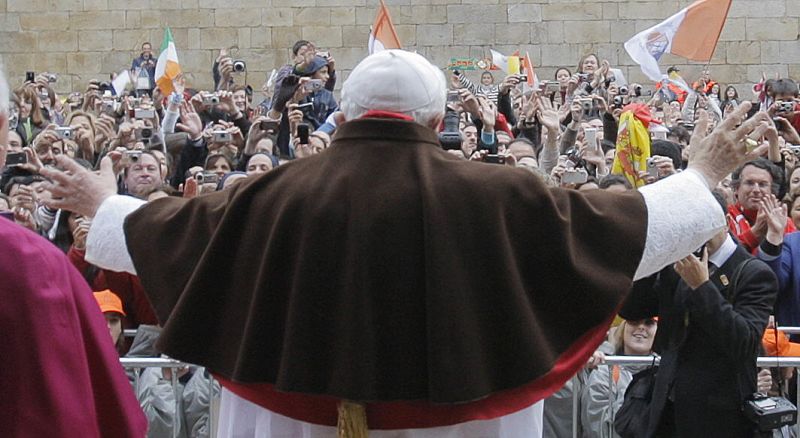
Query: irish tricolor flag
155 27 182 95
625 0 731 81
368 0 401 54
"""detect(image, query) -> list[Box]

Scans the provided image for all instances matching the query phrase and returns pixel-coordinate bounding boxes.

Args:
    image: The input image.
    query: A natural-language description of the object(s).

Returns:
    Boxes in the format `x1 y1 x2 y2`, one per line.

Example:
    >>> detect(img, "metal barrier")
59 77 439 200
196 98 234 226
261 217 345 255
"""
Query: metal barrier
120 351 800 438
120 358 218 438
569 355 800 438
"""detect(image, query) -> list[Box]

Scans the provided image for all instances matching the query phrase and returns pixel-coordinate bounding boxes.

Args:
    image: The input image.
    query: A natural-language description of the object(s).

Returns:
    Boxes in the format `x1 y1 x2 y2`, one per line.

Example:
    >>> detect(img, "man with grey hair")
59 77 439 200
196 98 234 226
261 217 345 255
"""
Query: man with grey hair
0 68 147 435
42 50 769 437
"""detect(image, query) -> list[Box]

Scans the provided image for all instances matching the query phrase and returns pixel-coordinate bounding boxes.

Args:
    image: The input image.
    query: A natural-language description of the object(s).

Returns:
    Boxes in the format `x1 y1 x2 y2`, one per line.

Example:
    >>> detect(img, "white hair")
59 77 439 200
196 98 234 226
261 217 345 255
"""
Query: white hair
340 50 446 127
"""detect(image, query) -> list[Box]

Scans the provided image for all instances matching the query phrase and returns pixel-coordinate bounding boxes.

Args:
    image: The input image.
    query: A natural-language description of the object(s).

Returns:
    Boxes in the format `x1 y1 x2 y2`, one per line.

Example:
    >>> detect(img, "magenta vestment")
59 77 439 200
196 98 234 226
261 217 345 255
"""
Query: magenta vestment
0 220 147 437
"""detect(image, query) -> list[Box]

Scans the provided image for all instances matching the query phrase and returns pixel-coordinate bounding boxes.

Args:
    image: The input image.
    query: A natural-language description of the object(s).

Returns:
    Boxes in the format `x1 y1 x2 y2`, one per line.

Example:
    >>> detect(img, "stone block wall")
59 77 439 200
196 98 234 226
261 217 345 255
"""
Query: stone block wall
0 0 797 95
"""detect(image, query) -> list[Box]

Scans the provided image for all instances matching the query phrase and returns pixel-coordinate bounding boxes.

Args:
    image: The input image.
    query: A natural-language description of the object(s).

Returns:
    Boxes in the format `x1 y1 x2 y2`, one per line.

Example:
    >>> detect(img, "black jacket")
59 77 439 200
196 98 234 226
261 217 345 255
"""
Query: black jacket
622 243 777 438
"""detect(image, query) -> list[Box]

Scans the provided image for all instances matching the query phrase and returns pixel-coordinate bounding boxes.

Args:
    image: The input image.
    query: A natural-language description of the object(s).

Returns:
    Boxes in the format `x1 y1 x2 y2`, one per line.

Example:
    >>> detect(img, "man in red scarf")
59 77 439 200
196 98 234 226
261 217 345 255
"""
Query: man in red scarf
727 158 795 253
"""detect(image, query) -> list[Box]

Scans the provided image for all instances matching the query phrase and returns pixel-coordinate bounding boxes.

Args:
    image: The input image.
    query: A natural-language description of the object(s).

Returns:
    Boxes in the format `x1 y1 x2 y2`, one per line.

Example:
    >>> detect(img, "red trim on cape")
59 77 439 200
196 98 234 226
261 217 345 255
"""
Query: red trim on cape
361 110 414 121
213 312 614 430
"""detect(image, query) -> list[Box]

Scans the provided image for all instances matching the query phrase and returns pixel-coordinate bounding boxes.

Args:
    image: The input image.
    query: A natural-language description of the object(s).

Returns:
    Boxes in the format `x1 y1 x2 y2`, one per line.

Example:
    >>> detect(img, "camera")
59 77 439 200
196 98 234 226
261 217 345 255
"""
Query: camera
233 60 246 72
212 130 232 143
646 157 659 178
789 145 800 155
8 108 18 130
195 172 219 185
438 107 463 151
577 73 590 82
778 101 794 113
303 79 324 92
5 151 27 167
202 93 220 106
580 98 593 112
134 108 155 119
447 90 460 104
744 393 797 432
483 154 505 165
619 85 629 95
134 128 153 141
55 127 72 139
562 168 588 184
259 120 280 132
47 74 57 83
295 101 314 112
613 95 624 108
633 85 643 97
123 150 142 165
25 71 34 83
519 74 528 82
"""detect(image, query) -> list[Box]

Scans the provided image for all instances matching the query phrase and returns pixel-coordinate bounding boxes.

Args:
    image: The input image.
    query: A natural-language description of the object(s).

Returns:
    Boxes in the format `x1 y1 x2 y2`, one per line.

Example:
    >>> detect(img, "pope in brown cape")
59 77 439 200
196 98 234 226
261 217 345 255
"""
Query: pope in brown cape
42 50 768 436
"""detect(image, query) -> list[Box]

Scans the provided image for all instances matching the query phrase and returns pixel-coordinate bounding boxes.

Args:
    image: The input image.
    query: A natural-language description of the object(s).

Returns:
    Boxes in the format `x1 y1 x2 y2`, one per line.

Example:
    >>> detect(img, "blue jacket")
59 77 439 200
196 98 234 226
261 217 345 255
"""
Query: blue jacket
758 231 800 333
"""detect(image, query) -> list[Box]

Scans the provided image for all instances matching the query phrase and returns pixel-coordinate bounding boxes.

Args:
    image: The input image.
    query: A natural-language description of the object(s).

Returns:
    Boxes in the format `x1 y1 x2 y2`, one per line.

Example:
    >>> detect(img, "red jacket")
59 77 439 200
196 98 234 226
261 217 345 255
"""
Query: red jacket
68 246 158 328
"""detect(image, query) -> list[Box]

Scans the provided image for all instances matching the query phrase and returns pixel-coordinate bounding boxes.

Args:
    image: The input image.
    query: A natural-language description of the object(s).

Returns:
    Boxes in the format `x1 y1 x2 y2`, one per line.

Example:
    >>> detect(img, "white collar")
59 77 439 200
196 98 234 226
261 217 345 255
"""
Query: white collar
708 234 737 268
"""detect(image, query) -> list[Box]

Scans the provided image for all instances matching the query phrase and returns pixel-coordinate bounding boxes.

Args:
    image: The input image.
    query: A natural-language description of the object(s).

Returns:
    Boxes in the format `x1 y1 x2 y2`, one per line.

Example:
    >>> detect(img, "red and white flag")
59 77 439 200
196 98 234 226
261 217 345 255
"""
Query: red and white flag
368 0 402 54
625 0 731 81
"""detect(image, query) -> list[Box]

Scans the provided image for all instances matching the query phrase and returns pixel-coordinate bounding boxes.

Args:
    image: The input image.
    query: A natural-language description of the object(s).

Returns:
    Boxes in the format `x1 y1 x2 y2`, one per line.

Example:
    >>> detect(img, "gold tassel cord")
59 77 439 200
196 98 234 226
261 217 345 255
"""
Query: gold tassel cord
337 400 369 438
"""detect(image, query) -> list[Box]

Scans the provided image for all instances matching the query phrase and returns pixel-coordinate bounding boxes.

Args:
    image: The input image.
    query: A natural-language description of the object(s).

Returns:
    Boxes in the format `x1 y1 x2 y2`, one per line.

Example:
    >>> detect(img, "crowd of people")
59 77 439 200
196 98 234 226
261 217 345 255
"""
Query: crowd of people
4 36 800 437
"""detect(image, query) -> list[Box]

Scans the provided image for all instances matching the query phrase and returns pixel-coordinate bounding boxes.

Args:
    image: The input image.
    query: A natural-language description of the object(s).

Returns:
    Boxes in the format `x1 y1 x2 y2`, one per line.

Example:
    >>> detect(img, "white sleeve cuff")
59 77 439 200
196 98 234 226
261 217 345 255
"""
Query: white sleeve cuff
634 170 727 280
86 195 147 274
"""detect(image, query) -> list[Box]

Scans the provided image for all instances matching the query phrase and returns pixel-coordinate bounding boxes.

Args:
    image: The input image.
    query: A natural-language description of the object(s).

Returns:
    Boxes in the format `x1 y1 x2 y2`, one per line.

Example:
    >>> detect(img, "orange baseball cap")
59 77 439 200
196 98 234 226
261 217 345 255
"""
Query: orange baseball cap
763 328 800 357
93 290 126 316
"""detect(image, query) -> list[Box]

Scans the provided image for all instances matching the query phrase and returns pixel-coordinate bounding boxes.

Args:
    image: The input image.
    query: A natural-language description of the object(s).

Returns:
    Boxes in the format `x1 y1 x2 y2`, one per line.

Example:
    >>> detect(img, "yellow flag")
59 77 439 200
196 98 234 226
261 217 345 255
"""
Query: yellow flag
611 110 651 188
507 56 520 75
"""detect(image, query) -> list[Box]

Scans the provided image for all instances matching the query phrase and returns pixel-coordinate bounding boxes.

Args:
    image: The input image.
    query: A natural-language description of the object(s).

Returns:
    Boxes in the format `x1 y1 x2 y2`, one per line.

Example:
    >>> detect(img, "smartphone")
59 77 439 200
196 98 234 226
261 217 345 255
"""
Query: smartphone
5 152 27 167
303 79 324 92
297 123 310 145
584 127 598 150
26 71 35 83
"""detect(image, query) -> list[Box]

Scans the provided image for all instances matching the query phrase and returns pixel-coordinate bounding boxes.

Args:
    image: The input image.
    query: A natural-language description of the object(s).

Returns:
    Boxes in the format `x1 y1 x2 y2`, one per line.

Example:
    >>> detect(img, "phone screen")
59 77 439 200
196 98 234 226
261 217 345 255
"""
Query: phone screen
297 124 310 145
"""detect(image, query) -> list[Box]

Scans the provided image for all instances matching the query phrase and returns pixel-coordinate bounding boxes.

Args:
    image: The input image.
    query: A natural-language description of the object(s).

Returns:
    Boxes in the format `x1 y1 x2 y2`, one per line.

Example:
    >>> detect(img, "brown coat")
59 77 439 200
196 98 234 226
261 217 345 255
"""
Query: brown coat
125 117 648 404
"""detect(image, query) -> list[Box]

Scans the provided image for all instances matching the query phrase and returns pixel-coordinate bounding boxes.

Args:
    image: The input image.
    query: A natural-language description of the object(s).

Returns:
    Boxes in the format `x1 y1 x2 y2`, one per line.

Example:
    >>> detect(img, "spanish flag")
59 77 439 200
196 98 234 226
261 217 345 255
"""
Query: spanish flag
612 104 653 188
368 0 402 54
624 0 731 81
155 27 182 96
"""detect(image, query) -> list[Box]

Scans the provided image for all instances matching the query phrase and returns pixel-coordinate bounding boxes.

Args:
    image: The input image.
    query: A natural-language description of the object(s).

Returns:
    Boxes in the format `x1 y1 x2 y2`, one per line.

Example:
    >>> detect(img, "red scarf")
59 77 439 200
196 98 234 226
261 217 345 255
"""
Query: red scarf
727 202 795 253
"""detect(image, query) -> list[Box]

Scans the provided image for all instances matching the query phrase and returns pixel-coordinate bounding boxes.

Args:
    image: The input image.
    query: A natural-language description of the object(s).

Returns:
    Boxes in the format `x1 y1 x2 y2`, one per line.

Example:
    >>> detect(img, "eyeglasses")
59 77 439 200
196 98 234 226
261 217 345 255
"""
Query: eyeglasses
741 180 771 190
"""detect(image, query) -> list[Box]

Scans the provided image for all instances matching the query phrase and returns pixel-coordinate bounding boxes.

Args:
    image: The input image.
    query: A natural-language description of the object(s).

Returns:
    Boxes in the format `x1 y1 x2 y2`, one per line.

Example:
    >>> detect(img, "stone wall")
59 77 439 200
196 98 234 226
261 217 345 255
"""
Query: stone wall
0 0 797 94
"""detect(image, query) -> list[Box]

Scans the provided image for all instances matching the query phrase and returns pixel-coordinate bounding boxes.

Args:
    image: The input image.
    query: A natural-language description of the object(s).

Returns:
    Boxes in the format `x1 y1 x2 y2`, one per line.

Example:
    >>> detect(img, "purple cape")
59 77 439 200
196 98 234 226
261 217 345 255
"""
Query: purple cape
0 220 147 437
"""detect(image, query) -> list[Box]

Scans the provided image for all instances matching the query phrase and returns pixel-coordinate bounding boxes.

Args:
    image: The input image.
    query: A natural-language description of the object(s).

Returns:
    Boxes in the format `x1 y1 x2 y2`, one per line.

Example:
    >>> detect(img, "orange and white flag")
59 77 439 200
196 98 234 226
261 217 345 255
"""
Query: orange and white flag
624 0 731 81
155 27 182 95
368 0 401 54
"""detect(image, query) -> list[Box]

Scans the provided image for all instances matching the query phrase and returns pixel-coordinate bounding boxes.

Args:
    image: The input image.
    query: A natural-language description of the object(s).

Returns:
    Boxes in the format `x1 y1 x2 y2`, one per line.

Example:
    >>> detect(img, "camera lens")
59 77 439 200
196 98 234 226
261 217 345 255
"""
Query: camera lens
141 128 152 139
233 61 246 72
